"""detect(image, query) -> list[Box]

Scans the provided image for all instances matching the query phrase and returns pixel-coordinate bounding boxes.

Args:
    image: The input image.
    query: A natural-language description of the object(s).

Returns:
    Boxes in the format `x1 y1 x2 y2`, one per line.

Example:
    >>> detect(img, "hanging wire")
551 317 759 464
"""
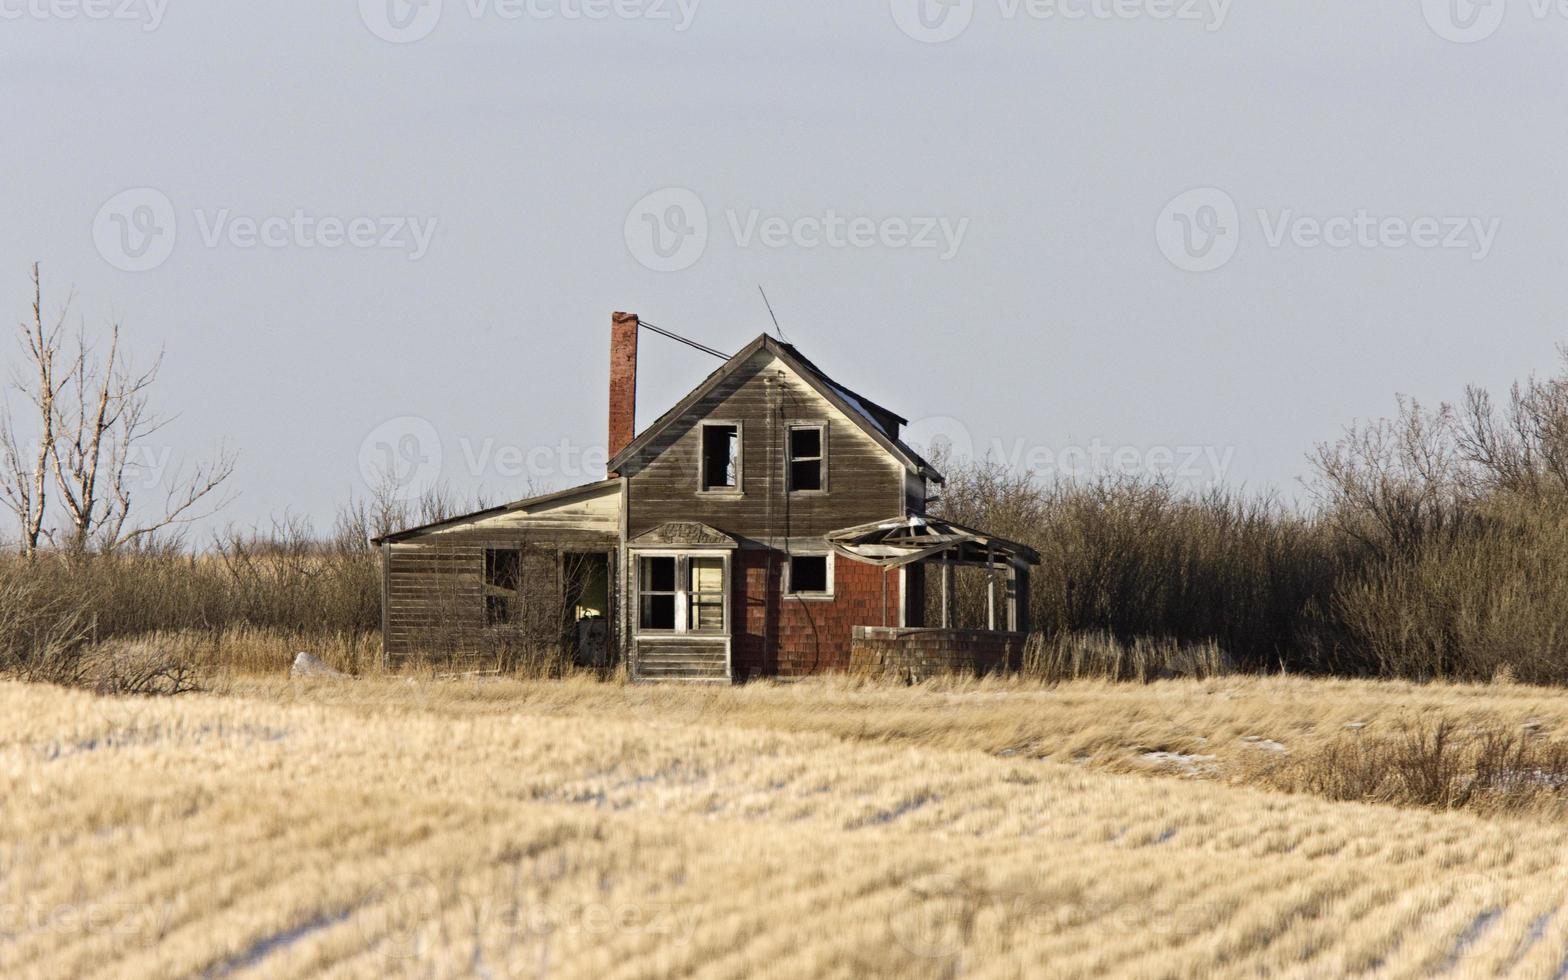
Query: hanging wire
637 320 731 360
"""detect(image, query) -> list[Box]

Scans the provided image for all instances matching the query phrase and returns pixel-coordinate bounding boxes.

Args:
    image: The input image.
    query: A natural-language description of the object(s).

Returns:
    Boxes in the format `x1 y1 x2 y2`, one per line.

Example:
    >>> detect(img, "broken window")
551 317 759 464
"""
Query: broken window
788 425 824 492
638 555 677 630
787 554 831 597
483 548 521 625
701 423 740 491
687 557 725 633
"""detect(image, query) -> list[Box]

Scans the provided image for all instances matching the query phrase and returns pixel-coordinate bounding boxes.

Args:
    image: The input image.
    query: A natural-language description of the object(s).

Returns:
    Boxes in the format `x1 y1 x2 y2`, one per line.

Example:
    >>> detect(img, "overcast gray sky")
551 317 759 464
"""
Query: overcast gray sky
2 1 1563 537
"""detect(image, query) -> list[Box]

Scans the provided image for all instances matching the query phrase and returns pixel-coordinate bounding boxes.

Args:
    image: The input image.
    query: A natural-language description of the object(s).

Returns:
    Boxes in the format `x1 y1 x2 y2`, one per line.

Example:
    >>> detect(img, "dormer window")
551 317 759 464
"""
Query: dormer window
788 424 825 492
700 422 741 492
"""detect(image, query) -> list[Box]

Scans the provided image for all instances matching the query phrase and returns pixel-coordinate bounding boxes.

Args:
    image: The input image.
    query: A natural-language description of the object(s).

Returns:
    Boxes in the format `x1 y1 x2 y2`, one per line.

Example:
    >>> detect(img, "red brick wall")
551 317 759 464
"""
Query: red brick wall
849 627 1024 680
731 549 901 679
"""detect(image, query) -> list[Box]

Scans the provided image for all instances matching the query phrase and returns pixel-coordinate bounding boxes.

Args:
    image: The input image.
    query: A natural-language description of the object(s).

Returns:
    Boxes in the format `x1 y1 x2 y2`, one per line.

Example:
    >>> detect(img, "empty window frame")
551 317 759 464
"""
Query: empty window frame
700 423 740 492
786 554 832 598
483 548 521 625
788 424 825 492
638 555 678 631
637 553 728 633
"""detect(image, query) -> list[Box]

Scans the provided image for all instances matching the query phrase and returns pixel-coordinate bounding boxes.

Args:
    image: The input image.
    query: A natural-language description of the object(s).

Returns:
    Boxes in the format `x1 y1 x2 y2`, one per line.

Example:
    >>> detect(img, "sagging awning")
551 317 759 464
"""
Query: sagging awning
825 516 1041 569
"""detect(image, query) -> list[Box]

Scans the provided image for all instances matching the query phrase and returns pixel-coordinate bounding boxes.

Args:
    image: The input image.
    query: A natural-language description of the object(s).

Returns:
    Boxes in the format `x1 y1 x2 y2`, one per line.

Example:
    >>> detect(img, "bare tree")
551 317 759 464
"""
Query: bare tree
49 320 236 551
1454 351 1568 499
0 264 67 557
1308 396 1476 558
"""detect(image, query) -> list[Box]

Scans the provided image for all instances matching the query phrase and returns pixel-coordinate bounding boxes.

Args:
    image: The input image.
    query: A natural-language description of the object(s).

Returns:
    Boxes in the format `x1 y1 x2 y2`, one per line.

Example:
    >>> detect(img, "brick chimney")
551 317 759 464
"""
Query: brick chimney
607 312 639 467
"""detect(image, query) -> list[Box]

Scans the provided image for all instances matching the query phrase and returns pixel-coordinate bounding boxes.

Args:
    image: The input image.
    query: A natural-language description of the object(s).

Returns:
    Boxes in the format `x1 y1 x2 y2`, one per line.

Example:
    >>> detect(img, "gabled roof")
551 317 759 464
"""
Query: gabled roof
607 334 943 483
371 478 620 545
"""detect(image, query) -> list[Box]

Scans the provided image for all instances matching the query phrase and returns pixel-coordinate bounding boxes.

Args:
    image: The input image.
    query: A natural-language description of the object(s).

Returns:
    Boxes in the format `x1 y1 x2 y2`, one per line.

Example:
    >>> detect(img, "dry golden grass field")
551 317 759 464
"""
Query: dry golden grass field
7 672 1568 978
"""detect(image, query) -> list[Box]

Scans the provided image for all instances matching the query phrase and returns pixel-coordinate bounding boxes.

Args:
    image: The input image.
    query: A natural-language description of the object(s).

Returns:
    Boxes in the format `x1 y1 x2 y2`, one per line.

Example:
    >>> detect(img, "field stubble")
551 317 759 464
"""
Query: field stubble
5 673 1568 977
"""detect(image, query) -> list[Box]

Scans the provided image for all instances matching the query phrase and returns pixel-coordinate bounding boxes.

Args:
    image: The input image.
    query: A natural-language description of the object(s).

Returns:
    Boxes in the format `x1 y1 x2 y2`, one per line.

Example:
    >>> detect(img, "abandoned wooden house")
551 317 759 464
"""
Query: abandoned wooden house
374 313 1040 681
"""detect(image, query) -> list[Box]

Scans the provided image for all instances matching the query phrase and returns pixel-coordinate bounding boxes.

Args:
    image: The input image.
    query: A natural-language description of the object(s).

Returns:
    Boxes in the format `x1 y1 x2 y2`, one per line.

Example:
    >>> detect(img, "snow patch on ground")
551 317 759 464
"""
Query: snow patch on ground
1240 736 1288 753
1138 751 1218 776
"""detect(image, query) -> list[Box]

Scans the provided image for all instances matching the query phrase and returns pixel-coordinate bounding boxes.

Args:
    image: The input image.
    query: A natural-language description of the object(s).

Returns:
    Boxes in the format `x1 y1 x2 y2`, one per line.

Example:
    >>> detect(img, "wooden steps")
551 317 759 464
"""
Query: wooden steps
634 646 730 682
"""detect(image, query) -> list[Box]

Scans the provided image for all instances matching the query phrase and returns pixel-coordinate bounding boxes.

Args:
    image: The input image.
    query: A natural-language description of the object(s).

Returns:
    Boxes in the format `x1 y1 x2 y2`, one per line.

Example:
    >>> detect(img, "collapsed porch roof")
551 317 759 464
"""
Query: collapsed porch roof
825 516 1041 568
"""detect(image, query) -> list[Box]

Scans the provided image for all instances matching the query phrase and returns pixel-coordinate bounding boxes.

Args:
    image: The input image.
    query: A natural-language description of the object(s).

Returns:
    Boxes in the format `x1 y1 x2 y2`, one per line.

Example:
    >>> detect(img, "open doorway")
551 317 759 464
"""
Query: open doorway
563 552 611 666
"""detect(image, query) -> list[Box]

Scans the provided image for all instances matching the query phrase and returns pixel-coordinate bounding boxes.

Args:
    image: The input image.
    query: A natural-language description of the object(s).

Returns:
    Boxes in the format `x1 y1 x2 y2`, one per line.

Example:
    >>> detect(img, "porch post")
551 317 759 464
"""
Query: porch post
986 543 997 631
940 552 953 629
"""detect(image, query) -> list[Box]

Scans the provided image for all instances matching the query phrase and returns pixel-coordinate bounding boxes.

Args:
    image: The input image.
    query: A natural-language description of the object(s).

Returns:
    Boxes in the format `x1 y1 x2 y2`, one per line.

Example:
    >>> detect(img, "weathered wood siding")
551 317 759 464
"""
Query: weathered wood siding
384 483 621 660
623 349 906 541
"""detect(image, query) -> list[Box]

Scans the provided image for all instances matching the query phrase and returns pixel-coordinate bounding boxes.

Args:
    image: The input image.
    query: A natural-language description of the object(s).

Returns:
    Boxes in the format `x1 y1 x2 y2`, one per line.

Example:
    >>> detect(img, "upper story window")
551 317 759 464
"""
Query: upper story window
701 423 740 492
788 425 825 492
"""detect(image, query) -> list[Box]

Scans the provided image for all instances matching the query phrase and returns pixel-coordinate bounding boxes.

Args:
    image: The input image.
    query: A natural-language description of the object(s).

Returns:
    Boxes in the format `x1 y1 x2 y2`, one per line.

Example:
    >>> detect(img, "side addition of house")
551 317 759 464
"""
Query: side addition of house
374 313 1039 681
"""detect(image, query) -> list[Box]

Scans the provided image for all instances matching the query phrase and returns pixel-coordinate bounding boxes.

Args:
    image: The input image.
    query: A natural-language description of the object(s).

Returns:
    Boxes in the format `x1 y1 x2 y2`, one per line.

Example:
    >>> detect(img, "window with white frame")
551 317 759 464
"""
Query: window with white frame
638 556 677 630
637 553 728 633
687 557 725 633
788 424 825 492
786 553 833 598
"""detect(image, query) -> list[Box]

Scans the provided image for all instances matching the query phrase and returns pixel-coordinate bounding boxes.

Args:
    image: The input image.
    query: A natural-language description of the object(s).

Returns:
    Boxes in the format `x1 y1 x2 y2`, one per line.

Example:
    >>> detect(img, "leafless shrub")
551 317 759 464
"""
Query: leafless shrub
1251 719 1568 815
88 635 203 696
0 555 95 685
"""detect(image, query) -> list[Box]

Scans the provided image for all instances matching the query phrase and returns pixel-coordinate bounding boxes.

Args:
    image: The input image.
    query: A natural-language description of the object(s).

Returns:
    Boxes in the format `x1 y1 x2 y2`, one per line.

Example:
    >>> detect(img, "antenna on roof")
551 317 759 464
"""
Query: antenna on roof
758 286 789 344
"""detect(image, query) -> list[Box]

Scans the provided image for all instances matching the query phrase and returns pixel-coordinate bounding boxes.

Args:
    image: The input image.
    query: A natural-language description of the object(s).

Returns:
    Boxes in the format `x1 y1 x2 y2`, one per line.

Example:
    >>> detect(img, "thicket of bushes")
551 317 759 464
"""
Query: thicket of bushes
939 352 1568 684
11 355 1568 685
0 493 458 685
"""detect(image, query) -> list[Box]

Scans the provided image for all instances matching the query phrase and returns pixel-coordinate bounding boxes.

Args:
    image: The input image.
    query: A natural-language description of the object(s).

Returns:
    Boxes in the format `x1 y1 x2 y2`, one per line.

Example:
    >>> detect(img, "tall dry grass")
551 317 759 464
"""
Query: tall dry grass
1020 630 1230 683
10 675 1568 978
